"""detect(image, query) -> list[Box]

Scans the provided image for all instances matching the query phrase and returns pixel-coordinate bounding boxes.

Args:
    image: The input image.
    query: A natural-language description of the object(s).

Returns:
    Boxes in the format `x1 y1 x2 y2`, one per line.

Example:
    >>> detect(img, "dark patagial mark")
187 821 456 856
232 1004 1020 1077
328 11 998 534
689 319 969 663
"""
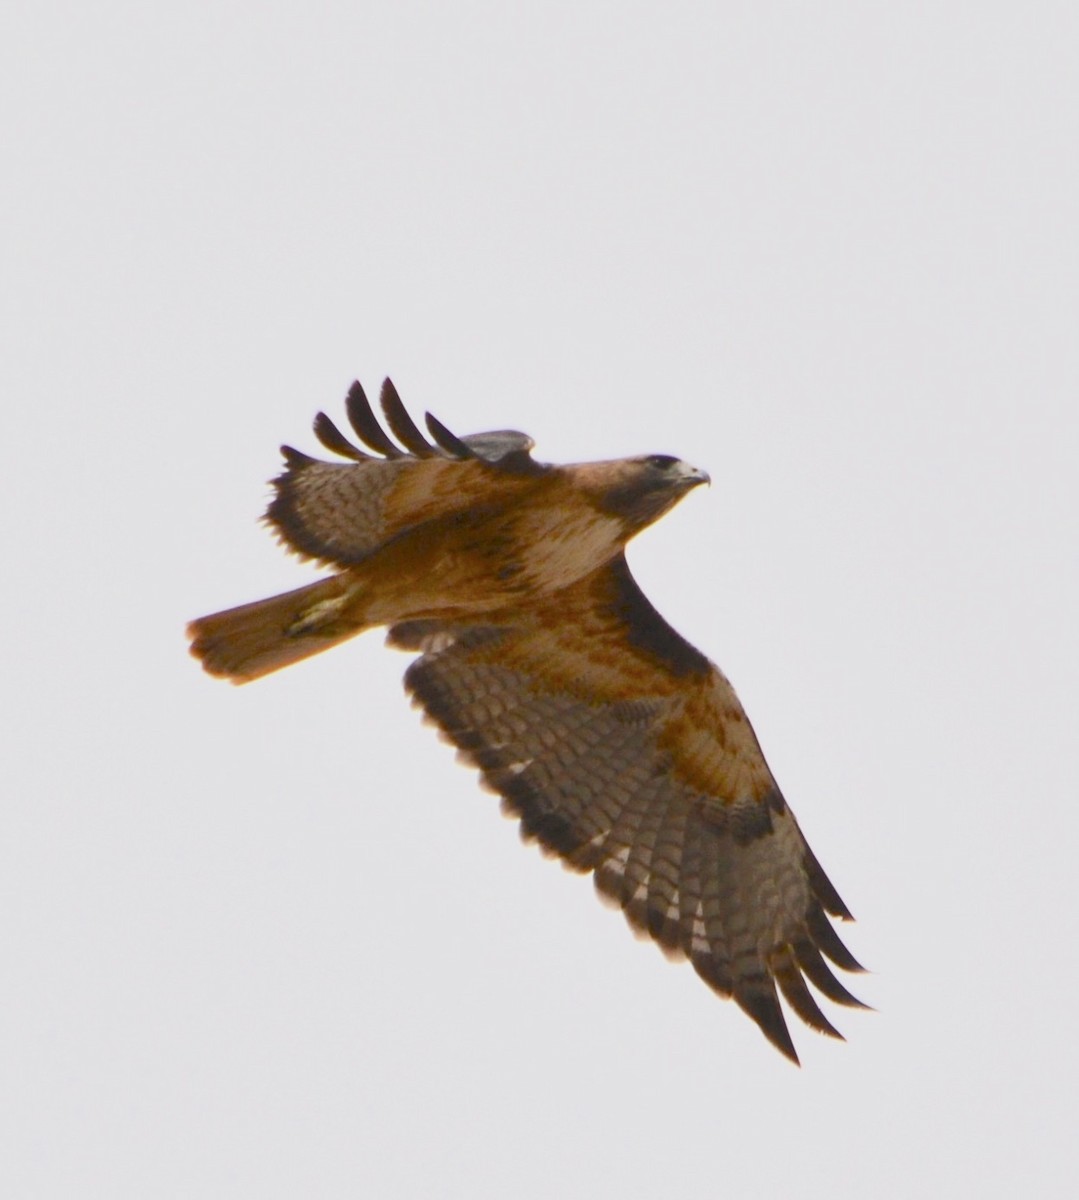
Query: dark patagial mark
604 555 710 678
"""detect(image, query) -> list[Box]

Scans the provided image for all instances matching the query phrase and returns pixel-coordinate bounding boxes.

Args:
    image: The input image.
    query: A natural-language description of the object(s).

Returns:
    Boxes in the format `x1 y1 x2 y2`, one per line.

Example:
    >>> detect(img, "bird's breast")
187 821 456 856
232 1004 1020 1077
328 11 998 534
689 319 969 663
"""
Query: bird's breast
507 507 626 593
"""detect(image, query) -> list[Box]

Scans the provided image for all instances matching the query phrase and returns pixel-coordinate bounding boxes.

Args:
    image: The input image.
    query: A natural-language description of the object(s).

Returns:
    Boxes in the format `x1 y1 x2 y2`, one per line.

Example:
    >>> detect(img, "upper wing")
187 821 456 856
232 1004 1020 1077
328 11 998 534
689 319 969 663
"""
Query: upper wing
265 378 543 568
390 554 865 1063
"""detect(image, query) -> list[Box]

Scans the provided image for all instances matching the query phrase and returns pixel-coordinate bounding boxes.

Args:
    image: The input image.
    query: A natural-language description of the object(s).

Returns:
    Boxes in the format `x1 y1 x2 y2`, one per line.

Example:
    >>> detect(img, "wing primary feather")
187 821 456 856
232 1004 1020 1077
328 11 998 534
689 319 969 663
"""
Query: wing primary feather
773 952 845 1039
279 444 314 468
345 380 404 458
806 904 864 972
380 378 439 458
803 845 855 919
425 411 479 460
734 981 799 1065
794 941 871 1010
312 411 370 461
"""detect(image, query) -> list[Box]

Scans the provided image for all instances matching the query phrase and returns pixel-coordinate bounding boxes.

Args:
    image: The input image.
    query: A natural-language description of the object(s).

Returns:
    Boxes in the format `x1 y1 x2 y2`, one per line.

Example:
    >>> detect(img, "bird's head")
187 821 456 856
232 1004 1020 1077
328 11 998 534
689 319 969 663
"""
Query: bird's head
587 453 711 533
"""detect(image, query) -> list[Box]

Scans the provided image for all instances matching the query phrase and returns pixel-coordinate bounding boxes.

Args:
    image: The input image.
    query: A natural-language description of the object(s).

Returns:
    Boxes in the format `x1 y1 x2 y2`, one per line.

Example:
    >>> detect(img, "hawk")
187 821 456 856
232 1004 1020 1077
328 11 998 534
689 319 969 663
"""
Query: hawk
188 379 866 1062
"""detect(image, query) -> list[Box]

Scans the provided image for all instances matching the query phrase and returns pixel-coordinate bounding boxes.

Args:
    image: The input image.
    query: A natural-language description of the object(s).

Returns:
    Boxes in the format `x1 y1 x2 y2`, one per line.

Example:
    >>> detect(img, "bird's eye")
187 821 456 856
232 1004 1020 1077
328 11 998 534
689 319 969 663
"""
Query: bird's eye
645 454 677 471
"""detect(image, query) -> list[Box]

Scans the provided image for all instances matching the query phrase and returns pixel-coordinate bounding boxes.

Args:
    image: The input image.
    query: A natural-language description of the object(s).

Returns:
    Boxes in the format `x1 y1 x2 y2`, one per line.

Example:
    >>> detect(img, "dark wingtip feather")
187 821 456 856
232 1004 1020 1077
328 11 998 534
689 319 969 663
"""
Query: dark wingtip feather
804 845 855 920
279 444 314 467
345 380 404 458
795 940 872 1010
425 411 478 459
774 956 845 1040
313 411 369 460
734 983 800 1065
807 904 865 973
380 378 438 457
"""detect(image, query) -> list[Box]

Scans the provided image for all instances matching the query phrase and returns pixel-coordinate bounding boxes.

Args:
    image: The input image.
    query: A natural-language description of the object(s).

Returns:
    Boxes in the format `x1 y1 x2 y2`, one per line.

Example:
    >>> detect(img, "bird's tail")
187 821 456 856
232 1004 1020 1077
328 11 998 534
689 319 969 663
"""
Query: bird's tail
187 574 366 684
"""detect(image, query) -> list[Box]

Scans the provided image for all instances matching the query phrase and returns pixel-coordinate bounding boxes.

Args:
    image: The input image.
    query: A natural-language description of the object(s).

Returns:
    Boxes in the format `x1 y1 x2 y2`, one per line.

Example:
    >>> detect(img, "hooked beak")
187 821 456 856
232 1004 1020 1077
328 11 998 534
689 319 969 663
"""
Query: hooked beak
678 463 711 489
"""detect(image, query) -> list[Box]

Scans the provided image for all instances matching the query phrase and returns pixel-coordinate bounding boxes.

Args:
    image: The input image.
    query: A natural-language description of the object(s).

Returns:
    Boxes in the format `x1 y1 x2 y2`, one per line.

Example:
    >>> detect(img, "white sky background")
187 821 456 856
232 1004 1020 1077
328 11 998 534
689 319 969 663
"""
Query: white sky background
2 2 1077 1195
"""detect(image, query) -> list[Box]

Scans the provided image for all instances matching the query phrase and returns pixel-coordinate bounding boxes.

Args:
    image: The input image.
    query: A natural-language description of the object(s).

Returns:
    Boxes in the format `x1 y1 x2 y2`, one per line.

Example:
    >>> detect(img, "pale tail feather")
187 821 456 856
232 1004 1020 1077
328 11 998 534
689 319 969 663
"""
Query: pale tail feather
187 574 366 683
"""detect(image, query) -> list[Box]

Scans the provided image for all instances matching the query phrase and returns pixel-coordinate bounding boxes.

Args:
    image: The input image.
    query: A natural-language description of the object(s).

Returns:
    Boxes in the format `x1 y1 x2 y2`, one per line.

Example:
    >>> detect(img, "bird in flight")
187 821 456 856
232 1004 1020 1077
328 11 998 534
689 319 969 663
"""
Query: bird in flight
188 378 866 1062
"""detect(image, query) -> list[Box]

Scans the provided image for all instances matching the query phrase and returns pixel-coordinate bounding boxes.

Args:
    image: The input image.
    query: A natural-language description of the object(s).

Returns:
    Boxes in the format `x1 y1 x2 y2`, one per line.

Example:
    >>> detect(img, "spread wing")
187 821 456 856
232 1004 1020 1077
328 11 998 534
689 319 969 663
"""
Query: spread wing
390 554 865 1063
265 378 542 568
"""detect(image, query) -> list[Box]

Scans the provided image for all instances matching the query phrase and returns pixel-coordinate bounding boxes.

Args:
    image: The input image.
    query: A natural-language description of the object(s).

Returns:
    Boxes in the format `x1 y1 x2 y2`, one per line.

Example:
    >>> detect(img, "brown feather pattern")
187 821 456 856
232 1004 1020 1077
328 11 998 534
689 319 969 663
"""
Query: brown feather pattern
393 559 864 1064
190 379 866 1062
265 379 549 570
